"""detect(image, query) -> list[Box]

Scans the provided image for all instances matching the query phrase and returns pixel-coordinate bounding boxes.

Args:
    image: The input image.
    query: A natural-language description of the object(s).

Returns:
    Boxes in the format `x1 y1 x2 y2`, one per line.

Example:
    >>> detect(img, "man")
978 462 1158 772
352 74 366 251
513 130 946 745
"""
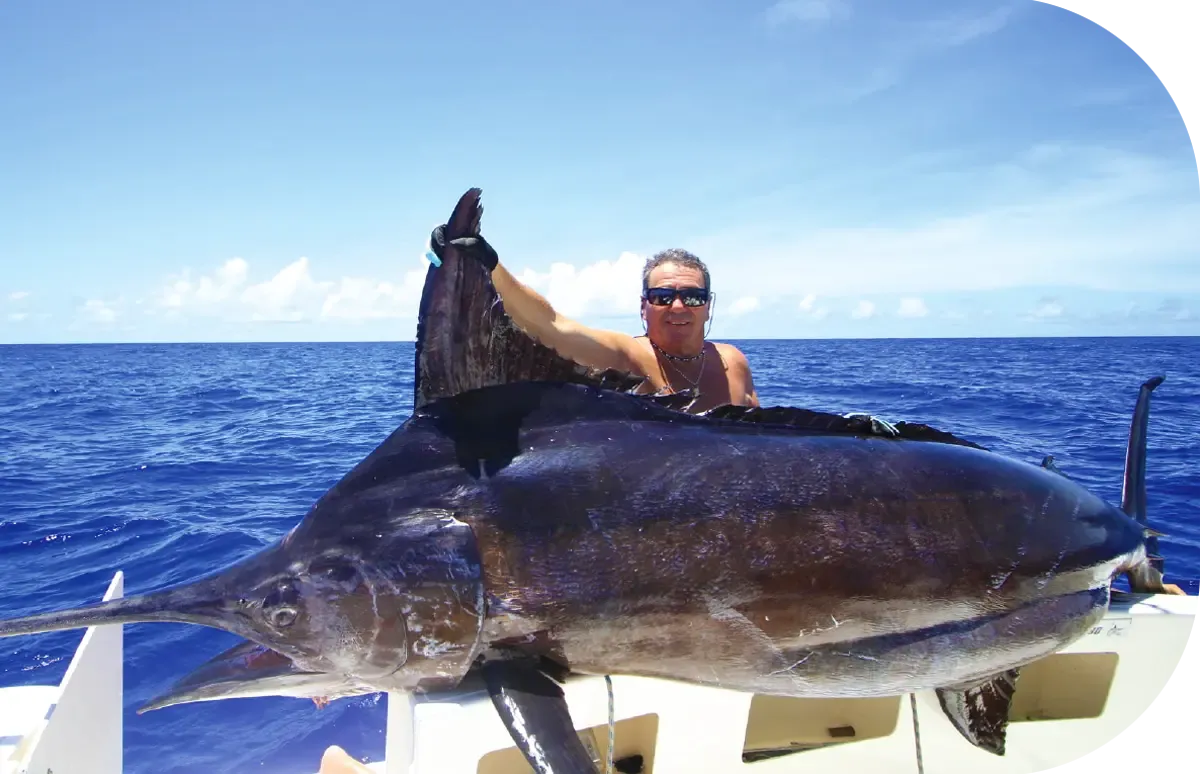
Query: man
430 226 759 414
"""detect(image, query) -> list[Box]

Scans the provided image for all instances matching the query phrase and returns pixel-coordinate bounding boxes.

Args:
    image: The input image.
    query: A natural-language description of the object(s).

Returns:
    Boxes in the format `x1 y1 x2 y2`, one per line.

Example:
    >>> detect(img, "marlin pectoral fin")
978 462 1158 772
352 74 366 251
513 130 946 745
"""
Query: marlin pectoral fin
935 667 1020 756
481 659 598 774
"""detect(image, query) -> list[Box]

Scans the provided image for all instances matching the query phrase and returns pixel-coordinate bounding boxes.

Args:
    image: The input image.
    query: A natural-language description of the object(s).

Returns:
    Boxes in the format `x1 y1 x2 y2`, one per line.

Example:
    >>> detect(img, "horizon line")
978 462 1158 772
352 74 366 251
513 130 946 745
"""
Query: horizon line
3 333 1199 347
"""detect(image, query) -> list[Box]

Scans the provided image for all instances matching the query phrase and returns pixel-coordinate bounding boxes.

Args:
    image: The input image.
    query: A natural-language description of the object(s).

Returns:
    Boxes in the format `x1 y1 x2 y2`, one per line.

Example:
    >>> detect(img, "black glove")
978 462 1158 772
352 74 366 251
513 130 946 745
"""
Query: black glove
429 225 499 272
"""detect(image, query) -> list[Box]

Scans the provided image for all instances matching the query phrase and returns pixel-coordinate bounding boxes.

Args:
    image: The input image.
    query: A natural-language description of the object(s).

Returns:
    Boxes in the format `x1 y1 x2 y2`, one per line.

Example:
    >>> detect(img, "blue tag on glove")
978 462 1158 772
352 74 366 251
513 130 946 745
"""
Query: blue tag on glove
423 233 442 267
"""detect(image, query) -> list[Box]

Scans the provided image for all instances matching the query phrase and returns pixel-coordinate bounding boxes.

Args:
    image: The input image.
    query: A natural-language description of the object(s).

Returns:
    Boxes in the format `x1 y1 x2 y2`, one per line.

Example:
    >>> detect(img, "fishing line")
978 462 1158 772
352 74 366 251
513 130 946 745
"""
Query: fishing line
605 674 615 774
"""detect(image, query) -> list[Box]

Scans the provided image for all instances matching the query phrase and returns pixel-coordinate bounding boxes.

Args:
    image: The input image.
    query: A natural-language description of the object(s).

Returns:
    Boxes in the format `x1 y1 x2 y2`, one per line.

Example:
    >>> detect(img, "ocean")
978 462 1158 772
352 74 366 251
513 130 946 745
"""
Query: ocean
1 337 1198 773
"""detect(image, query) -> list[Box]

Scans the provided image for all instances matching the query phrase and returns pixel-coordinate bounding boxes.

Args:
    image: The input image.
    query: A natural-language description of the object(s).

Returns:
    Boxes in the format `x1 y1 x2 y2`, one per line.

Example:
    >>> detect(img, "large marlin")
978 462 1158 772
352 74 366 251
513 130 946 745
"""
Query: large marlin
0 191 1181 774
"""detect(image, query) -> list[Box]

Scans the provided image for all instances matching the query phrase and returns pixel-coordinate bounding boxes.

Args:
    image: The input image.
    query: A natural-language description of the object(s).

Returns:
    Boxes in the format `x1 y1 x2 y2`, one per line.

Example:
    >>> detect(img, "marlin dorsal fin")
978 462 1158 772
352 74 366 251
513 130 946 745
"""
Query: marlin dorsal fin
413 188 652 410
699 403 988 449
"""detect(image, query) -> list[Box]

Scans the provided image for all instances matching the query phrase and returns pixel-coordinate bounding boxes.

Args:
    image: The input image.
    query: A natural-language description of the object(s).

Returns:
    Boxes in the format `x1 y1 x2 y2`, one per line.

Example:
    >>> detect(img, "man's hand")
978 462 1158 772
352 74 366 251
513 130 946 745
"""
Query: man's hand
429 225 499 272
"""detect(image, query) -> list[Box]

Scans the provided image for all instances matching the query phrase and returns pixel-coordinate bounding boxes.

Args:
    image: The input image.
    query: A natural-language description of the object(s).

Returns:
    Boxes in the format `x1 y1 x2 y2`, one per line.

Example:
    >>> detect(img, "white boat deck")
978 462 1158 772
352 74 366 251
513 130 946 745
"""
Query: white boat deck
1 573 1195 774
1 572 124 774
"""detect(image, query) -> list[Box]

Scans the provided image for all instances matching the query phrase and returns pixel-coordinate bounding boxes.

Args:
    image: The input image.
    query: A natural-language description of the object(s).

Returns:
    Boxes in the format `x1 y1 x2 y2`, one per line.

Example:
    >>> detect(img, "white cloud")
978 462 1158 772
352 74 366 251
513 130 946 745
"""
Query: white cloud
851 299 876 319
795 292 830 320
320 274 427 321
152 257 428 325
158 257 249 311
515 251 644 319
81 299 117 324
728 296 761 316
833 5 1015 100
8 291 30 301
1157 299 1193 321
923 6 1013 47
688 144 1199 298
897 297 929 318
239 257 331 323
1024 300 1065 320
8 312 28 322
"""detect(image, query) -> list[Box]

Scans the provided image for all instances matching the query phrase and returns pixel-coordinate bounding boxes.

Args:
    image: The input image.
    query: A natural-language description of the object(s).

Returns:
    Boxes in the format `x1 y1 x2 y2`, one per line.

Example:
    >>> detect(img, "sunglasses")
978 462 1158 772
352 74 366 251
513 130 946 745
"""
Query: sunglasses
643 287 710 307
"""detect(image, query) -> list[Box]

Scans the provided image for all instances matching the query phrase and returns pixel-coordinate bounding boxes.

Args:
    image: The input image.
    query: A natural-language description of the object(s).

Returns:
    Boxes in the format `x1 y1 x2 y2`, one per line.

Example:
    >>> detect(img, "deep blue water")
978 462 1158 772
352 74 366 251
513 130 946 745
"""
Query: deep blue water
1 337 1198 773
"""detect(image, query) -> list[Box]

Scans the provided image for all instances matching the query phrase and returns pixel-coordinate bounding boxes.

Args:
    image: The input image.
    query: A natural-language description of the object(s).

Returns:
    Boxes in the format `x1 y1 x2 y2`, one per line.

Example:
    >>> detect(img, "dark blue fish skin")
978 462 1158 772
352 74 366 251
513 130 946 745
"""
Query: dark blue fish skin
389 380 1146 697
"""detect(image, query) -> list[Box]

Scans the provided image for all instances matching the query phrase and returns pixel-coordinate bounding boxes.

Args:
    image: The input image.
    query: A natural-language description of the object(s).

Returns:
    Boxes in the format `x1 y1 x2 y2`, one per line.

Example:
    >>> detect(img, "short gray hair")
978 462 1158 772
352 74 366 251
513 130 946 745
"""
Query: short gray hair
641 249 711 292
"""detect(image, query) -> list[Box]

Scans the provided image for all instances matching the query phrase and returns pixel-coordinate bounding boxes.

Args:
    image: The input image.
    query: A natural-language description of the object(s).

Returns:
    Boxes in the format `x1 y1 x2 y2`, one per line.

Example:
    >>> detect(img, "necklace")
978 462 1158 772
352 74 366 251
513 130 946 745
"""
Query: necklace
649 339 704 362
658 345 707 392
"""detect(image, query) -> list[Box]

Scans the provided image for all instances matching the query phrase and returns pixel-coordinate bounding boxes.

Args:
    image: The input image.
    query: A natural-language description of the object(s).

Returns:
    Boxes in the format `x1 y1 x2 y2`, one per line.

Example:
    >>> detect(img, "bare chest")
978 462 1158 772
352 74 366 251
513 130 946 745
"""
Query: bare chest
636 342 746 412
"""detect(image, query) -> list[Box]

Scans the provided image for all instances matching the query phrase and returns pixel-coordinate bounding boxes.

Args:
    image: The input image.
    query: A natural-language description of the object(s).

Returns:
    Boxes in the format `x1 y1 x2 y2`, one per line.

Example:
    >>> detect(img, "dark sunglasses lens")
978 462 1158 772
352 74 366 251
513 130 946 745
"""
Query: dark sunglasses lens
645 288 708 306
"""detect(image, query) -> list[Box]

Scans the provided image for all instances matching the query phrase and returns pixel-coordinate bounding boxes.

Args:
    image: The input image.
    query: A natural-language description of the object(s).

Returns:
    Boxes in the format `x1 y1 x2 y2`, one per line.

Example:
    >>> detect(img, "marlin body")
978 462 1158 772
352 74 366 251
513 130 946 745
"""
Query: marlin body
0 191 1177 773
411 382 1147 696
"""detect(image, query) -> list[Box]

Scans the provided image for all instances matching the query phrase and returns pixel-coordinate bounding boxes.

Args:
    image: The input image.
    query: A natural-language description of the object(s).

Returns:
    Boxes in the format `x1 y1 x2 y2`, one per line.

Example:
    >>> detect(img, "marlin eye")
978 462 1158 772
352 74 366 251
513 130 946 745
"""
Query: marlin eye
270 607 298 628
263 579 300 612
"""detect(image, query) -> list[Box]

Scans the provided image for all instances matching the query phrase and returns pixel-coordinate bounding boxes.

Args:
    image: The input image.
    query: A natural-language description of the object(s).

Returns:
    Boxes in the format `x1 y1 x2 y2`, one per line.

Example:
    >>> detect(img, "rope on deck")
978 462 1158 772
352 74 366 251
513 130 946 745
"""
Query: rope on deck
910 694 925 774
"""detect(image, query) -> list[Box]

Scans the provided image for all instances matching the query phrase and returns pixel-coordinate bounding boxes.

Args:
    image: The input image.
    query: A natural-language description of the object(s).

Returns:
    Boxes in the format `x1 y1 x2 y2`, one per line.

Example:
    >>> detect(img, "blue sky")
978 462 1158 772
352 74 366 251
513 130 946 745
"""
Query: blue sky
1 0 1197 344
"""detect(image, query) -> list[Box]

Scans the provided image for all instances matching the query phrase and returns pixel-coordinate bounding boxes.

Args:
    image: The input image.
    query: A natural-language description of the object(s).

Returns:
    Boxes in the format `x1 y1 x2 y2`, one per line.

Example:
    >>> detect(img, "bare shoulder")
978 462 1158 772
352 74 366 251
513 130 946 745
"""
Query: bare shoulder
712 341 759 407
624 334 665 375
712 342 753 374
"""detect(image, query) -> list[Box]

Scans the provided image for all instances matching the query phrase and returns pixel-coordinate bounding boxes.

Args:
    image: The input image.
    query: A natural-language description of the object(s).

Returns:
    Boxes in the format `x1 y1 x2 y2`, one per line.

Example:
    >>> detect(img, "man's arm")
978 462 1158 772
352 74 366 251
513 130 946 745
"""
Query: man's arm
490 263 645 375
433 226 646 375
721 345 760 407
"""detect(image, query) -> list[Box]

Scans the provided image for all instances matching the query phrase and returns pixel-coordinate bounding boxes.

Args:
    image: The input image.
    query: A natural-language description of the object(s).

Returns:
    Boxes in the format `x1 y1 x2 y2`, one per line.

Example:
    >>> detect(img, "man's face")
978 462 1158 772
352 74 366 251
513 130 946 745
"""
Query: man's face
642 263 710 342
